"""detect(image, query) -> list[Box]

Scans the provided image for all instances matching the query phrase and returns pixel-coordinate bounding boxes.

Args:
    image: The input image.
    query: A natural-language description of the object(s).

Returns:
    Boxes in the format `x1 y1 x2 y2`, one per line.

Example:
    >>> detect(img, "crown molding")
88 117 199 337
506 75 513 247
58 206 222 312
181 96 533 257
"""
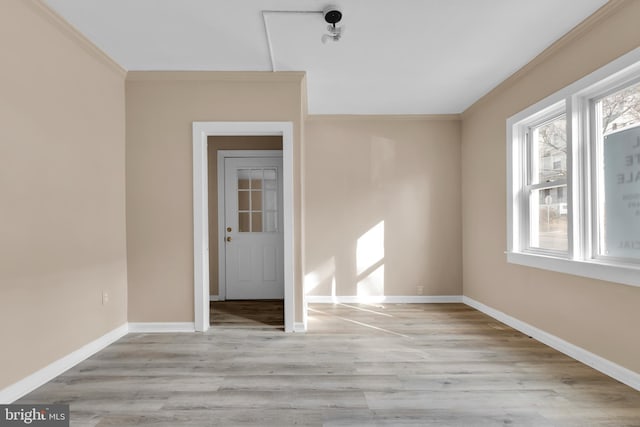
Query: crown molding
29 0 126 77
126 70 306 82
462 0 628 119
307 114 461 121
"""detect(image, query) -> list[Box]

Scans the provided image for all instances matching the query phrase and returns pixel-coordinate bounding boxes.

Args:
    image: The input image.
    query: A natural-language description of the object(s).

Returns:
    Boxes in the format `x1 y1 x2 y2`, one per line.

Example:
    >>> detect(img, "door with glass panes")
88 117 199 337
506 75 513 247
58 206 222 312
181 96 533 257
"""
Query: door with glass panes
224 156 284 299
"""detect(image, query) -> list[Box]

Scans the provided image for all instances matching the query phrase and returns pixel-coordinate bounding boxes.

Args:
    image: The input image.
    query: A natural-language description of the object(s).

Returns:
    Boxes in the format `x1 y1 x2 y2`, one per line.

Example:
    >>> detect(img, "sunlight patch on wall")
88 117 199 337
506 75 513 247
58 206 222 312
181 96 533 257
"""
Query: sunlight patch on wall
357 264 385 297
357 221 385 297
357 221 384 275
303 256 335 294
330 276 337 302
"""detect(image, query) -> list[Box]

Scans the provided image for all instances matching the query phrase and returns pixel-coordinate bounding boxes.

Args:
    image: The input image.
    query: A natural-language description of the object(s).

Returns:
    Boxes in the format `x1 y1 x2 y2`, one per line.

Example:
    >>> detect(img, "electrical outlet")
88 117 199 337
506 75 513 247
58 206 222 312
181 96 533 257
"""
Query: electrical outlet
102 291 109 305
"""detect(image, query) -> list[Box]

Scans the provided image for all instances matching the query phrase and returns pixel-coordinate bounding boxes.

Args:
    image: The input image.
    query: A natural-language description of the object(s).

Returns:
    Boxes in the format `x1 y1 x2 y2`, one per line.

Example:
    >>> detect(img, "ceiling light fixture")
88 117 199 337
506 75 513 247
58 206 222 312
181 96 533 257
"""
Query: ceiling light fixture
262 6 344 71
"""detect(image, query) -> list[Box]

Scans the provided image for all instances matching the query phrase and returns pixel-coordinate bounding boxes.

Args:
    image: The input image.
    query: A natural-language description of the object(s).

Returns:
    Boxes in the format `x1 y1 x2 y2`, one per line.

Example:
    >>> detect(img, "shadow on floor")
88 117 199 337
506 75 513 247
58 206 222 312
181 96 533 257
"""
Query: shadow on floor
210 300 284 330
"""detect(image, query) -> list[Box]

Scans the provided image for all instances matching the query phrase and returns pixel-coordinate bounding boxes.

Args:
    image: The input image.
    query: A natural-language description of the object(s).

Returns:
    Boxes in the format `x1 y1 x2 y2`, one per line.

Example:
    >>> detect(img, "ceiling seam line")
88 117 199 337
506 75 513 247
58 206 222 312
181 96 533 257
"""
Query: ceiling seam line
261 10 323 73
261 11 276 72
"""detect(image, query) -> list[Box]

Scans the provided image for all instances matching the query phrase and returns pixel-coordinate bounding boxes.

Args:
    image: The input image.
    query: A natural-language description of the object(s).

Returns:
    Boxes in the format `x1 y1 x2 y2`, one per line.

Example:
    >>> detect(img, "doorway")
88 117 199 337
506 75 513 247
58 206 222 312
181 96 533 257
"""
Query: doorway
210 300 284 330
192 122 295 333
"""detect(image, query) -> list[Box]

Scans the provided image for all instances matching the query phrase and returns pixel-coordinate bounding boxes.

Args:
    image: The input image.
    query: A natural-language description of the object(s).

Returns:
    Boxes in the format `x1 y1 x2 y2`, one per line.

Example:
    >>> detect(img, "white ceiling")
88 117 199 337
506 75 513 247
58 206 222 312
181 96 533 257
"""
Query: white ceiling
44 0 608 115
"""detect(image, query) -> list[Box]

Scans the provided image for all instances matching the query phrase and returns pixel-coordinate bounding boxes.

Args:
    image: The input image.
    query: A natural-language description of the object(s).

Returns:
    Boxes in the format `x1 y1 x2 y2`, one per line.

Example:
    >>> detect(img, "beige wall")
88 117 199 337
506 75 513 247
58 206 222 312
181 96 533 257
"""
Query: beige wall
304 116 462 297
207 136 283 295
461 0 640 373
0 0 127 389
125 72 304 322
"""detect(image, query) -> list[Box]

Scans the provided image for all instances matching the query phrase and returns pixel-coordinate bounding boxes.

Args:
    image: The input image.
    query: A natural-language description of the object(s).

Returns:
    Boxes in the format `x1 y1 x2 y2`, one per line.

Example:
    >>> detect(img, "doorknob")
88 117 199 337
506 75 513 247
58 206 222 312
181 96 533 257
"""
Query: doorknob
227 227 232 232
226 236 232 242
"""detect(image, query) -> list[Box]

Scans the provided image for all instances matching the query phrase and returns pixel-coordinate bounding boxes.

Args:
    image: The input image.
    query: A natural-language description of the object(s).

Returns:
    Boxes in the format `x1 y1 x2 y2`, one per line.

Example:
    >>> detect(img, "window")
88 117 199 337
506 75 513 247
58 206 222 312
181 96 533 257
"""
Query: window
593 81 640 261
527 112 568 252
507 48 640 288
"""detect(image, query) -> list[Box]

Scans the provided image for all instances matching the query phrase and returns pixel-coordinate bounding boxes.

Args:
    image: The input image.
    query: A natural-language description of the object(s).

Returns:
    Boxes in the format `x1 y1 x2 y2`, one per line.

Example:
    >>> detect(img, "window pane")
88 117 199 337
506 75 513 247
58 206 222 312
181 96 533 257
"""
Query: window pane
530 187 568 251
264 169 277 190
601 81 640 134
251 169 263 189
532 116 566 184
264 190 277 211
251 212 263 232
264 211 277 232
238 191 250 211
251 190 262 211
238 169 250 189
595 82 640 260
238 212 250 232
596 112 640 260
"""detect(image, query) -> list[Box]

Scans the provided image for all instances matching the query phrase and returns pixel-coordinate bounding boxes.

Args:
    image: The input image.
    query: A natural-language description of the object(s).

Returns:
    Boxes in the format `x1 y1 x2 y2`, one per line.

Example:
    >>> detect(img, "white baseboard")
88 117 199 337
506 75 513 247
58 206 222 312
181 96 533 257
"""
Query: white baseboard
463 296 640 392
305 295 463 304
209 295 221 301
128 322 195 333
0 323 128 404
293 322 306 333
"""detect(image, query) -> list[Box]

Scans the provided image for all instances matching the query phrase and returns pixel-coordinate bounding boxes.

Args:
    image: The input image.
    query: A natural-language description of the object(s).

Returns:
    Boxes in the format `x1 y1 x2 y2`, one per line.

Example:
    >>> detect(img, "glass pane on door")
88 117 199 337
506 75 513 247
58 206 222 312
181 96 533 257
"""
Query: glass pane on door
238 212 250 232
237 167 278 232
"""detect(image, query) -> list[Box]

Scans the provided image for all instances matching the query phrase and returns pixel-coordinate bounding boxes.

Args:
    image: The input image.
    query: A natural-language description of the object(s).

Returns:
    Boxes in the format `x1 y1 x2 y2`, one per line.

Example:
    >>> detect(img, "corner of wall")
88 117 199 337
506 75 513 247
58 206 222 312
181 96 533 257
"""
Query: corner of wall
29 0 126 77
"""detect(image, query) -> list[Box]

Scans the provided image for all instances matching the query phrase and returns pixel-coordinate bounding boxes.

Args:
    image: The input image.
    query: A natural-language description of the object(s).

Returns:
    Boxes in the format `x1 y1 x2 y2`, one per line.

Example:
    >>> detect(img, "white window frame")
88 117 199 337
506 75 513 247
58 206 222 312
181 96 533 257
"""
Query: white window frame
519 103 569 257
507 47 640 288
588 77 640 264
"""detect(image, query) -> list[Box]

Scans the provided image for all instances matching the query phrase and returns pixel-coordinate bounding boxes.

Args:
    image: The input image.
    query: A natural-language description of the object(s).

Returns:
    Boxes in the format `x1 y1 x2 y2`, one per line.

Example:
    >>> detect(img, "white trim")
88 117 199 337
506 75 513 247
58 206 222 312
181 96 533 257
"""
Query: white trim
293 322 306 333
0 324 128 404
507 252 640 287
305 295 463 304
507 48 640 126
506 47 640 288
128 322 195 333
193 122 296 333
193 122 210 332
302 296 308 331
209 295 222 301
217 150 284 303
463 296 640 392
216 150 225 302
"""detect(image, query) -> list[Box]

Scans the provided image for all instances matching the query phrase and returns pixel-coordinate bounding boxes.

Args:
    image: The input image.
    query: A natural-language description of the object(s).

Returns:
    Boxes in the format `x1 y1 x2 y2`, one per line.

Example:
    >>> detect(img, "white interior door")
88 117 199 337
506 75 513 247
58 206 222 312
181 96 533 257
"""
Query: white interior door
224 156 284 299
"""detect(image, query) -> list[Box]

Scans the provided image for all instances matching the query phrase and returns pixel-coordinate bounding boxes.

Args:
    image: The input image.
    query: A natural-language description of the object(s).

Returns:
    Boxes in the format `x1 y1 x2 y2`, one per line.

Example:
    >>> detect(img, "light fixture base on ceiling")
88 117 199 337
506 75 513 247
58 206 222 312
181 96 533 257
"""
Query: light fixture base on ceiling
262 6 344 70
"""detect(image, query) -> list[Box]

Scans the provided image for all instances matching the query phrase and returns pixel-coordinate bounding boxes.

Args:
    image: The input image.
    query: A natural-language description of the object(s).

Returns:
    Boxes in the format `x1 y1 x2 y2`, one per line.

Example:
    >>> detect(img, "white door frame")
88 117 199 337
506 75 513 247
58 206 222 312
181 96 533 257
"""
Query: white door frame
192 122 295 333
217 150 283 301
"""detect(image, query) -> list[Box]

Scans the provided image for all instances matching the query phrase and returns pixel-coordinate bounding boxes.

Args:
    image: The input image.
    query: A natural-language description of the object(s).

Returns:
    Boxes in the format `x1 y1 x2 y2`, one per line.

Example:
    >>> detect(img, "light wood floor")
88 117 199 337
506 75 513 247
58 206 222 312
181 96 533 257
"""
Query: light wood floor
18 302 640 426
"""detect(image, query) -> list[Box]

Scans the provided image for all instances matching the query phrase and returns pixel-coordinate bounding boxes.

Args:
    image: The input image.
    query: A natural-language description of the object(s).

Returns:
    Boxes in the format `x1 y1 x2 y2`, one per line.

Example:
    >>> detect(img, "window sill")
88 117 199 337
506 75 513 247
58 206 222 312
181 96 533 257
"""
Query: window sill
507 251 640 288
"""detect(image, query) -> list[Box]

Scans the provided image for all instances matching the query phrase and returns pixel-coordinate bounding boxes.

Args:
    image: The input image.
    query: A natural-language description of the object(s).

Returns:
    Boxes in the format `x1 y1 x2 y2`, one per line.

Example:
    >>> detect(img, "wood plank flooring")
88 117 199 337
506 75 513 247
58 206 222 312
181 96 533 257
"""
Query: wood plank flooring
210 300 284 330
17 302 640 426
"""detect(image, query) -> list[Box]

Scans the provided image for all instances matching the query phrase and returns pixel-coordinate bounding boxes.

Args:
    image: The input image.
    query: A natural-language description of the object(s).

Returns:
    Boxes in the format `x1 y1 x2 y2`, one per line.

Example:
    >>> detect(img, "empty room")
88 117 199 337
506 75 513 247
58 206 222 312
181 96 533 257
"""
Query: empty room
1 0 639 425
